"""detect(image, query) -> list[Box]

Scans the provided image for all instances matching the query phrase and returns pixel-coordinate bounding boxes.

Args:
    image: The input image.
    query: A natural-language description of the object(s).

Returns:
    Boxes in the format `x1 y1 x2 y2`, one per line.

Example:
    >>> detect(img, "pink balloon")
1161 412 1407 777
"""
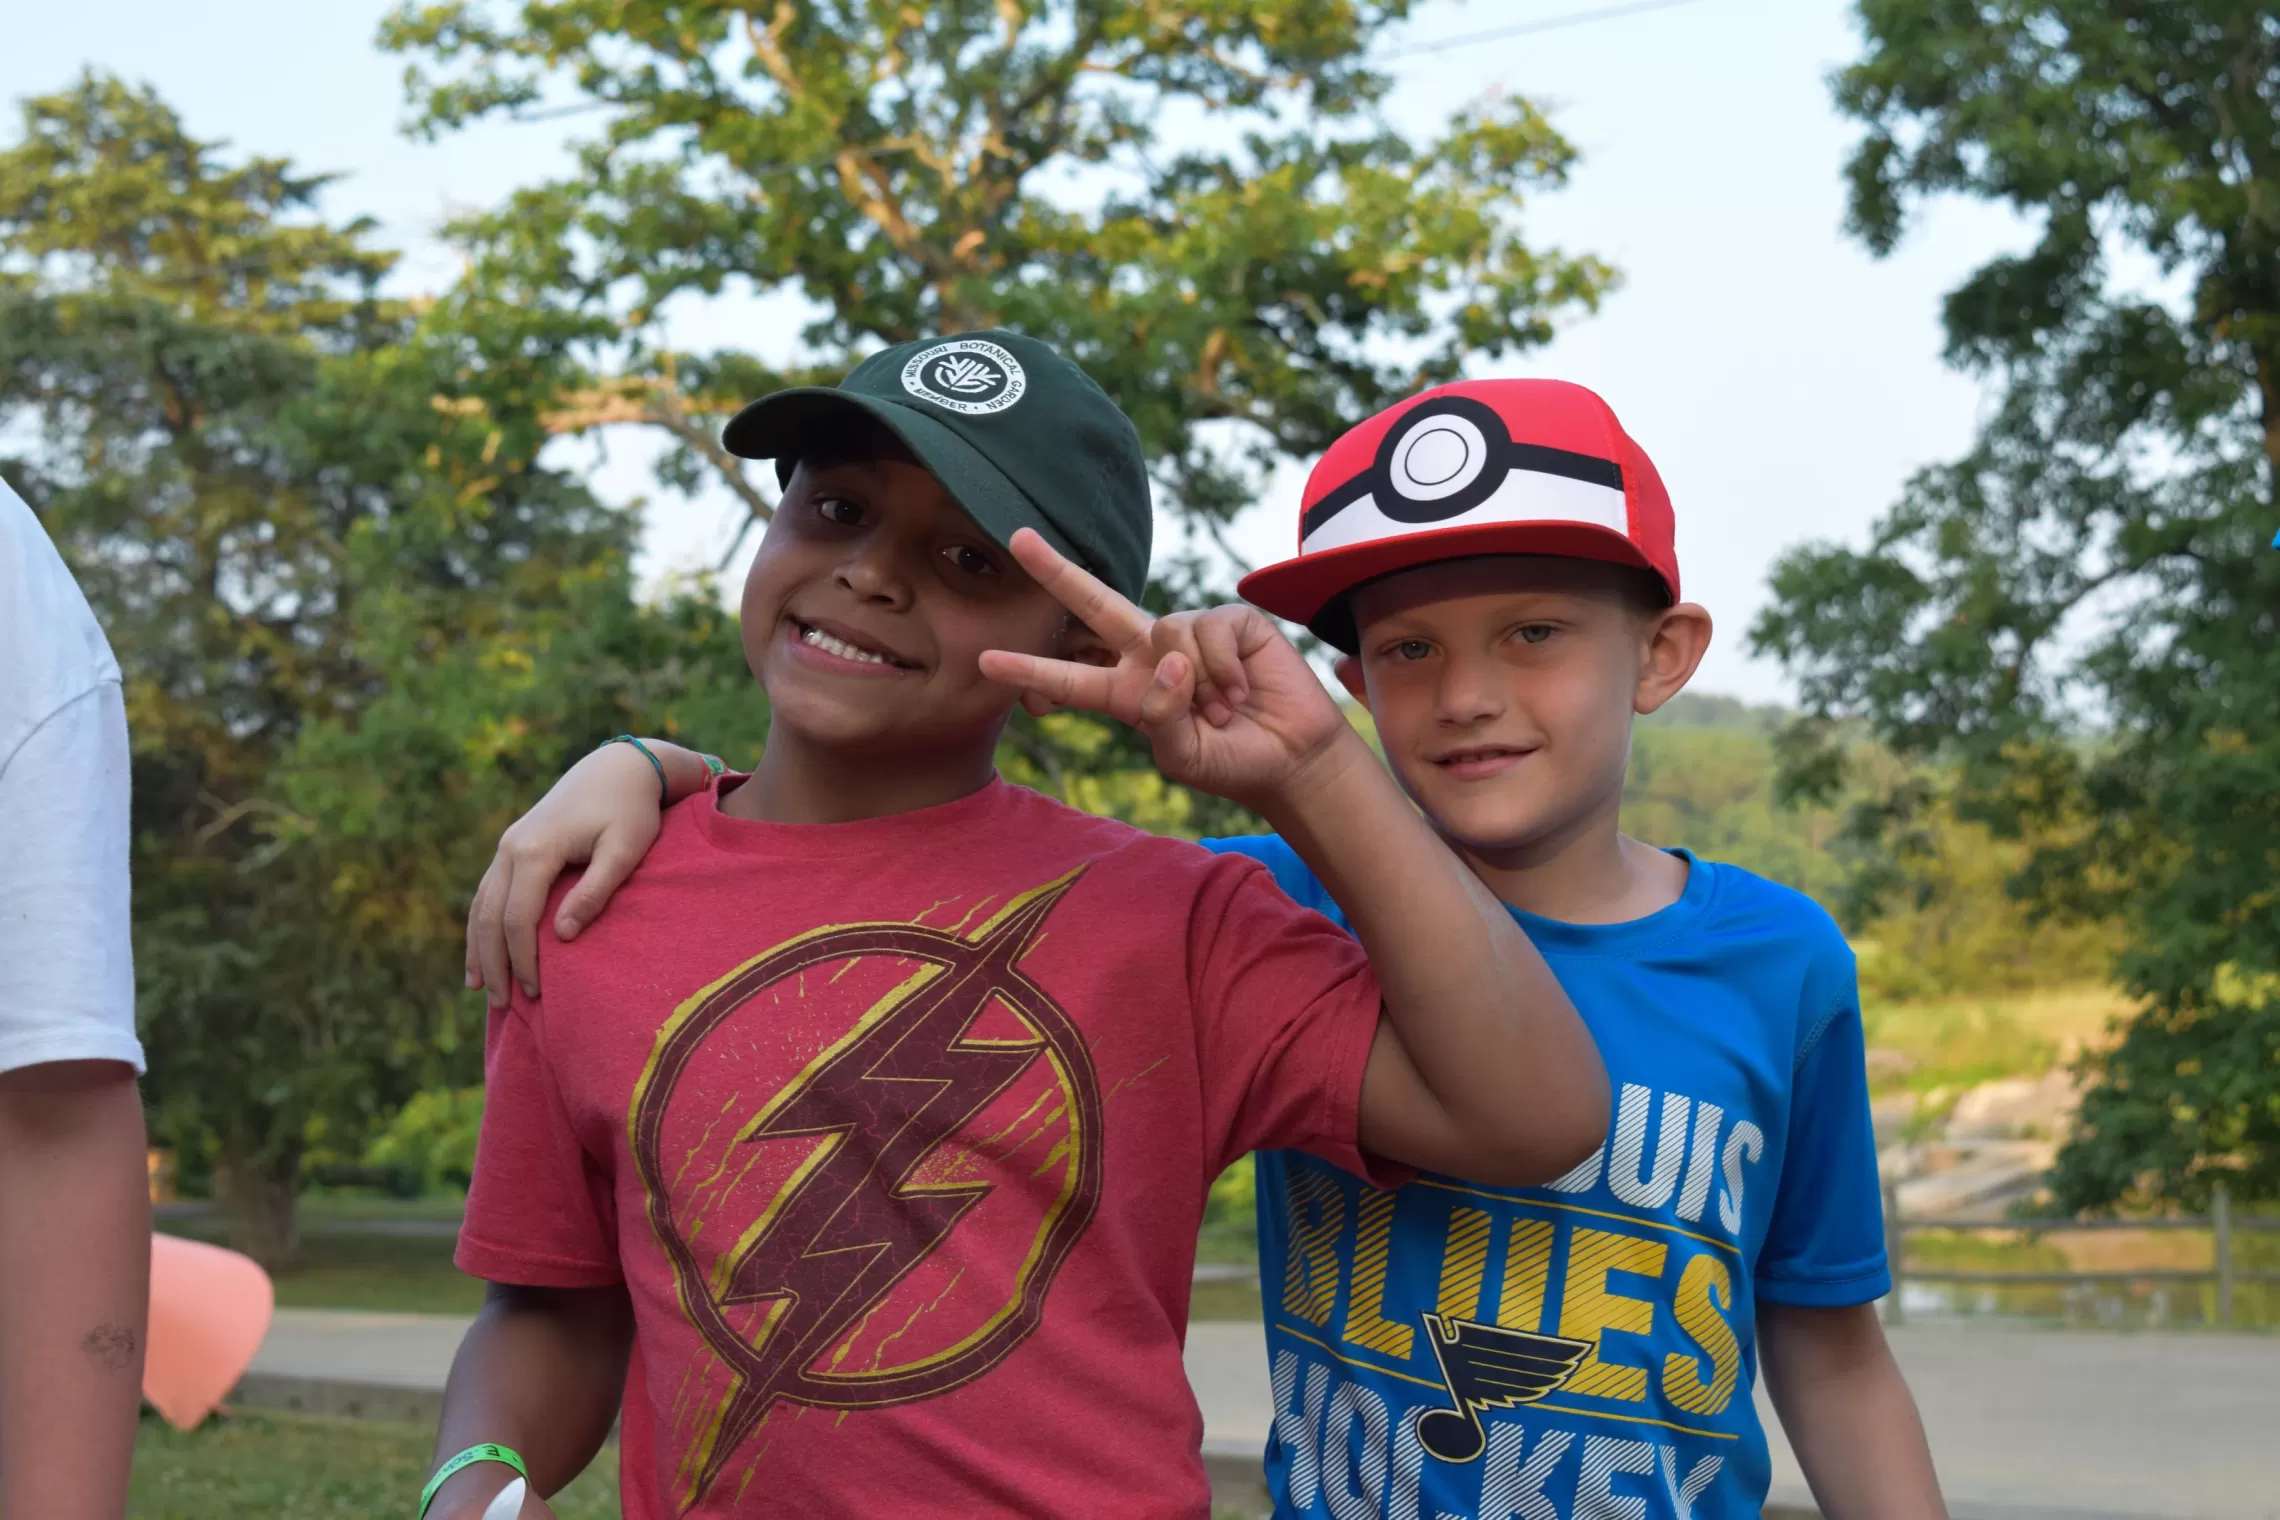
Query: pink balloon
144 1233 274 1431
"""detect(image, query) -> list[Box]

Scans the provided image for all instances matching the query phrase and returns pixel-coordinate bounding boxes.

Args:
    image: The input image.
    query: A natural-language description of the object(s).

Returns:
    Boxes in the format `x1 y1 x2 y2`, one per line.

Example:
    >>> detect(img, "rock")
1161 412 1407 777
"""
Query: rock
1863 1047 1917 1084
1946 1068 2082 1141
1893 1140 2058 1219
1870 1092 1919 1147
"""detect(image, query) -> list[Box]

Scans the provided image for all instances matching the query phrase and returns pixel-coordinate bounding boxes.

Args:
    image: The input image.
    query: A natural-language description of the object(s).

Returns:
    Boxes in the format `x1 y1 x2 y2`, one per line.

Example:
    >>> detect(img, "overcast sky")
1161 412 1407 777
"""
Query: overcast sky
5 0 2027 704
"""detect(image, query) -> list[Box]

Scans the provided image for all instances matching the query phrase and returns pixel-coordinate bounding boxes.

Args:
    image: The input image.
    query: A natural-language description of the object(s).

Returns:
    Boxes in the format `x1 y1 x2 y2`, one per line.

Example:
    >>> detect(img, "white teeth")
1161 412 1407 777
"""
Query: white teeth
801 625 894 666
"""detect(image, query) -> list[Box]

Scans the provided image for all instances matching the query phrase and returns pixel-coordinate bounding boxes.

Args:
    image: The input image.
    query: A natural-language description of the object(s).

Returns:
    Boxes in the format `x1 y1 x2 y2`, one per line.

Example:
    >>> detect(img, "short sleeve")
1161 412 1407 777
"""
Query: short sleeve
0 682 144 1075
1754 960 1890 1307
1199 834 1344 923
456 997 623 1288
1187 856 1392 1184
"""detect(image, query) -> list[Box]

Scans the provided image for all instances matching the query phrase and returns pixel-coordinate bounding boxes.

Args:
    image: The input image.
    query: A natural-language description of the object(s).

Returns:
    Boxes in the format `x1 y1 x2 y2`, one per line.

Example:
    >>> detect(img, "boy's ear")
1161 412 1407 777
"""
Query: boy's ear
1020 618 1118 718
1634 602 1713 716
1332 655 1368 705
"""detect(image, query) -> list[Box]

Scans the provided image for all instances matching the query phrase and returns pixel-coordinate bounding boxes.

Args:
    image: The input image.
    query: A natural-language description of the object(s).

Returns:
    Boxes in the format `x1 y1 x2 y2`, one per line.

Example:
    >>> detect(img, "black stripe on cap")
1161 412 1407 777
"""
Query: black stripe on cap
1300 439 1623 542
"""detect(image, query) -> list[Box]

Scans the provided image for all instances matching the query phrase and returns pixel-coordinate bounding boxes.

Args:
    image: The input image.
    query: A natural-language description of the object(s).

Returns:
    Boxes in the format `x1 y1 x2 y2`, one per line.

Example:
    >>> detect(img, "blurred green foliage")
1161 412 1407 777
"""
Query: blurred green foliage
0 75 761 1265
1625 696 2113 1005
1755 2 2280 1212
361 1086 485 1196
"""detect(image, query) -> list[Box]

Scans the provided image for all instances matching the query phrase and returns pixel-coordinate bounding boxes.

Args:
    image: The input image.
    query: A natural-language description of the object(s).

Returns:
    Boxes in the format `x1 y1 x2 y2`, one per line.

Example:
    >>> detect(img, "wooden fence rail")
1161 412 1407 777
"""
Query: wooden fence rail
1881 1180 2275 1328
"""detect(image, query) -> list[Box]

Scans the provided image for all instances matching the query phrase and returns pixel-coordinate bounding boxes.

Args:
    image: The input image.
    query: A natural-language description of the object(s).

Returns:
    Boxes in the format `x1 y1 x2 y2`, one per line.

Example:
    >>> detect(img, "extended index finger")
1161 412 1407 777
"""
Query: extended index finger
1007 528 1151 650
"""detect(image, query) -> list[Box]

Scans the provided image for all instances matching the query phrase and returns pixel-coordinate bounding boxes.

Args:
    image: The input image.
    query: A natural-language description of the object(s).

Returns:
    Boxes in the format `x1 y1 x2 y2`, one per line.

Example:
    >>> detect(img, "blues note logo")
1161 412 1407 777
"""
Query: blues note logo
1410 1313 1592 1463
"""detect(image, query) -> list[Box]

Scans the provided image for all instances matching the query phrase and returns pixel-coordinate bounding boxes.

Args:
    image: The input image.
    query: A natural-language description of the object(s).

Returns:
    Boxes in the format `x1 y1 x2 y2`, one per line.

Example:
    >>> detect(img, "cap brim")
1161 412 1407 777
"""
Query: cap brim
722 389 1087 570
1238 521 1669 653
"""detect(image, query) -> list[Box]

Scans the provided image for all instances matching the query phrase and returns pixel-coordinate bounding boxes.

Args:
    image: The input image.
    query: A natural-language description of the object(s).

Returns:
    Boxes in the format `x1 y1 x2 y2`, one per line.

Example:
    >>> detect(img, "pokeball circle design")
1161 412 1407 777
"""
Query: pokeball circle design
1367 396 1515 523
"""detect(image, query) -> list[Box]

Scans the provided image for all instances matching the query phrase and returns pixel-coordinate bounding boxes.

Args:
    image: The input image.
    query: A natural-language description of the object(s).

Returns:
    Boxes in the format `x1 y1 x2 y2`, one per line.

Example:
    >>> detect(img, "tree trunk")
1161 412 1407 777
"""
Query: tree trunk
214 1150 301 1272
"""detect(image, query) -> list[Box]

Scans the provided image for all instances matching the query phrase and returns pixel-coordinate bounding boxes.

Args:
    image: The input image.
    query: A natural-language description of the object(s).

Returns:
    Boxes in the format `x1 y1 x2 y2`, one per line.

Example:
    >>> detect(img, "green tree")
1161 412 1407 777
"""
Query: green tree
0 74 758 1263
1623 703 1848 907
378 0 1613 831
1621 703 2113 1003
1751 4 2280 1211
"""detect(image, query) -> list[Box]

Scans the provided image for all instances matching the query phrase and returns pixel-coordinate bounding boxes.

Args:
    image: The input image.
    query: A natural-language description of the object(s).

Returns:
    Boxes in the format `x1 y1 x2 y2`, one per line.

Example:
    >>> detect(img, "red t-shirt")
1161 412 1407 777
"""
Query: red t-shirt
458 777 1389 1518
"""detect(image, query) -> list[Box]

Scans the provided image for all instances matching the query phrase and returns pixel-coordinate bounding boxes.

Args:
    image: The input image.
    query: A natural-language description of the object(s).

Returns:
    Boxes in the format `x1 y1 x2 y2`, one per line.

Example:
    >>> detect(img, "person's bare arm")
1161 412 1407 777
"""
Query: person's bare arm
1760 1301 1944 1518
465 741 712 1004
0 1059 149 1520
980 533 1608 1186
422 1283 634 1520
1255 728 1607 1182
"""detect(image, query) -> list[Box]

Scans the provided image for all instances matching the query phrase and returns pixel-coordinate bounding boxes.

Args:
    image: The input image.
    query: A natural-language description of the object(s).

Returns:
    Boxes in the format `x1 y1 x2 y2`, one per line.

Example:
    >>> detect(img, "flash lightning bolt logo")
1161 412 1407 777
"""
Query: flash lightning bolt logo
629 872 1103 1507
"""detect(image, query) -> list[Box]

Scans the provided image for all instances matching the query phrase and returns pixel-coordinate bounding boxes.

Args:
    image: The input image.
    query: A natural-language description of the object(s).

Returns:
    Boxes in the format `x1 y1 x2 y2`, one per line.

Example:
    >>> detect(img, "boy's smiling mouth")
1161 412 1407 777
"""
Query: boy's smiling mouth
785 616 923 674
1429 743 1536 782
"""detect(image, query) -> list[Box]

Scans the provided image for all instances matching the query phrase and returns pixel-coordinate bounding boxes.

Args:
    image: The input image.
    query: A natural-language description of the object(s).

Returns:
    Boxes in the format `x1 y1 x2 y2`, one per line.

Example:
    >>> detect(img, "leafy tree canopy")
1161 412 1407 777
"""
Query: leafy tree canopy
378 0 1612 558
0 74 756 1264
1625 702 2113 1006
1751 2 2280 1212
377 0 1616 839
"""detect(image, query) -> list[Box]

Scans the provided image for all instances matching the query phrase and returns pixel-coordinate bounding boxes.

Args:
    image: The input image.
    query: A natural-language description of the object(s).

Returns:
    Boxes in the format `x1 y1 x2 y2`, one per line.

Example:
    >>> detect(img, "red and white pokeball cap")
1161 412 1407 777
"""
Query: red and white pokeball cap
1239 379 1679 652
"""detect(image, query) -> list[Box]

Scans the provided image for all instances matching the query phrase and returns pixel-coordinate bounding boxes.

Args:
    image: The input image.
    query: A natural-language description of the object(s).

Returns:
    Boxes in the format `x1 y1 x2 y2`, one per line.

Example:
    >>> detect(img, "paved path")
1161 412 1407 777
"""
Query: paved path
246 1311 2280 1518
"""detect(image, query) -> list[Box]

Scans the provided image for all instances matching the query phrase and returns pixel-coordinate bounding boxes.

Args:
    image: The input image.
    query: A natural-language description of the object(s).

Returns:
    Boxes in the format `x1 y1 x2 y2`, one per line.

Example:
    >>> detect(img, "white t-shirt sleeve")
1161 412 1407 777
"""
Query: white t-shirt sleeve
0 478 144 1075
0 682 143 1074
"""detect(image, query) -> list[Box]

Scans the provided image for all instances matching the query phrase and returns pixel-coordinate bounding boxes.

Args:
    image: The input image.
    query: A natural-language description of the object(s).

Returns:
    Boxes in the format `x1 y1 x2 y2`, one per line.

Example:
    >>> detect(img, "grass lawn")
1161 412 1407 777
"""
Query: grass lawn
126 1410 1264 1518
158 1201 485 1316
1189 1275 1263 1321
127 1410 618 1518
1863 984 2133 1100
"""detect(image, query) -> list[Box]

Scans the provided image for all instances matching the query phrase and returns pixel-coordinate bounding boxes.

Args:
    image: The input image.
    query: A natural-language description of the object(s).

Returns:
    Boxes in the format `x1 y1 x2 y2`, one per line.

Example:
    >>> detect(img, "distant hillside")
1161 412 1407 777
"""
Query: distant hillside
1638 690 1787 734
1622 699 1846 904
1337 688 2110 1001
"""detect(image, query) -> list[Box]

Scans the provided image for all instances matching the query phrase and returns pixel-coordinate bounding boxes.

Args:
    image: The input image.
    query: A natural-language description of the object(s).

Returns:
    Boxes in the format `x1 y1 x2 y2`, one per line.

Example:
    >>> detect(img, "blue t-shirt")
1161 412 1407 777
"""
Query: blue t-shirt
1201 835 1888 1520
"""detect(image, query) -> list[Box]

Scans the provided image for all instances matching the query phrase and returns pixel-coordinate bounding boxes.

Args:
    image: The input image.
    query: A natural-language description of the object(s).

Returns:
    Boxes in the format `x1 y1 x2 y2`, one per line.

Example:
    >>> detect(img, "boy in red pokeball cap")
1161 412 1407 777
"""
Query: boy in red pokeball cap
465 378 1944 1518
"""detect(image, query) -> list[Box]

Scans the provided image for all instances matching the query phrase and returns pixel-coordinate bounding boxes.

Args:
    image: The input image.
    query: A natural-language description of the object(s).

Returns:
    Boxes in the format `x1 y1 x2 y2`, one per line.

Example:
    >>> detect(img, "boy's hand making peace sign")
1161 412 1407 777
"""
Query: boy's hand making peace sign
979 530 1360 812
985 528 1605 1185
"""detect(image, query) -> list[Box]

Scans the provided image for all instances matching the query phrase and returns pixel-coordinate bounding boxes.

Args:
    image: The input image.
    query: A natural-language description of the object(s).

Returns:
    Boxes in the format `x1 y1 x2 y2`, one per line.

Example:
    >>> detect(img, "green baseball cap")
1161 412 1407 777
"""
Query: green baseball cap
722 330 1153 602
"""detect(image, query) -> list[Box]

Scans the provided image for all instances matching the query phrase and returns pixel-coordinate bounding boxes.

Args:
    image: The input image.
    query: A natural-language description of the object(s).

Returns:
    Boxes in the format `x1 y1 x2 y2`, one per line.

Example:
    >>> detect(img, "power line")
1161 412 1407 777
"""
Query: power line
1374 0 1709 61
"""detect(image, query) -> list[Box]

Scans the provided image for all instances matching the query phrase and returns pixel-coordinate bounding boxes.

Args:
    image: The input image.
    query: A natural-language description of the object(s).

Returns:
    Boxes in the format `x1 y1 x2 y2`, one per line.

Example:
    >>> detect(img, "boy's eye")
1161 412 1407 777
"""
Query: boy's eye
1389 639 1434 661
1515 625 1555 645
815 496 863 526
944 544 998 576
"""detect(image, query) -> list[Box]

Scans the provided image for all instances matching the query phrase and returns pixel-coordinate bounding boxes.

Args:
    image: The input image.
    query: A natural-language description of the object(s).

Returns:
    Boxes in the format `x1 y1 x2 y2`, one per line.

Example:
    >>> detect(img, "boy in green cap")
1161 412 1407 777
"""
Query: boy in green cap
422 333 1607 1520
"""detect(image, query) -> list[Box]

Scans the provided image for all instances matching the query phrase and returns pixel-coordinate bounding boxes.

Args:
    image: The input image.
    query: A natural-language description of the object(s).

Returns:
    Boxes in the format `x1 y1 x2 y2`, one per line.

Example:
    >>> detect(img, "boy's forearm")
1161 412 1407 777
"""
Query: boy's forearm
1258 732 1604 1180
426 1284 633 1518
1761 1302 1944 1519
0 1062 149 1520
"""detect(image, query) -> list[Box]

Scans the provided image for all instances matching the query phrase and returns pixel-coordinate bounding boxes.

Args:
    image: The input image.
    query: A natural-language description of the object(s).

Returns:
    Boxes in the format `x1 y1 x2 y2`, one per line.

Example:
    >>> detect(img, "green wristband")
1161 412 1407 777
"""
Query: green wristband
606 734 669 805
420 1443 529 1519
